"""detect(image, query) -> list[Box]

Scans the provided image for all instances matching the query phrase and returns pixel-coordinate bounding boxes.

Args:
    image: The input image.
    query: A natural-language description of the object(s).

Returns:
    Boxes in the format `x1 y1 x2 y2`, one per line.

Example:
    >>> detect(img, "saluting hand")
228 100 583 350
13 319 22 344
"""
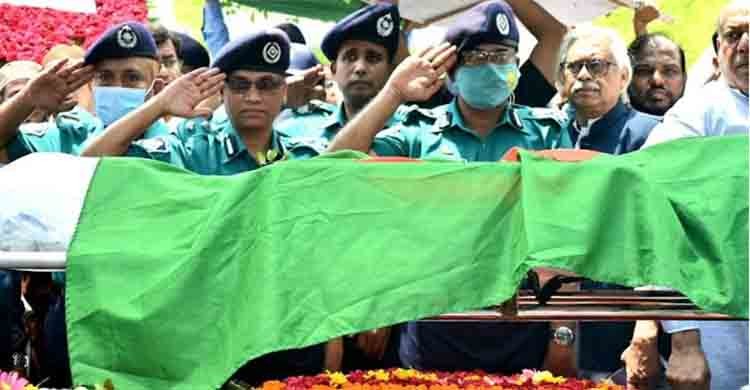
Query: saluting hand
153 67 226 118
23 59 94 112
286 64 325 109
384 42 457 103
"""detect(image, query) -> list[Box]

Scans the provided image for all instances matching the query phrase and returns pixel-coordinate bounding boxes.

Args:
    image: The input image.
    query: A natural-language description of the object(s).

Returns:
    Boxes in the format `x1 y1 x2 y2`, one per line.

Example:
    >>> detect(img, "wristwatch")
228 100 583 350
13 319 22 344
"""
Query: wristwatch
552 326 575 346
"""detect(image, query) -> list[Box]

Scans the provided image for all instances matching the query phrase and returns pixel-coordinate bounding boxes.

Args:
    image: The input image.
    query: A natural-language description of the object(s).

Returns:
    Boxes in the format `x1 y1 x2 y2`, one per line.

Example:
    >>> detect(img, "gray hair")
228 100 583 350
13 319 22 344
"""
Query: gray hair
555 25 632 99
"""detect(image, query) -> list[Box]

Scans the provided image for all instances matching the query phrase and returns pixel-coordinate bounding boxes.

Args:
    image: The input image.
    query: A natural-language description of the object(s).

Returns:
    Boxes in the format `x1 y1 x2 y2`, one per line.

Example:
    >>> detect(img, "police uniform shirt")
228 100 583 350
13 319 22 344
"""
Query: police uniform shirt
568 100 661 155
4 108 101 161
4 108 172 162
275 100 337 139
127 117 325 176
372 99 571 160
275 101 415 144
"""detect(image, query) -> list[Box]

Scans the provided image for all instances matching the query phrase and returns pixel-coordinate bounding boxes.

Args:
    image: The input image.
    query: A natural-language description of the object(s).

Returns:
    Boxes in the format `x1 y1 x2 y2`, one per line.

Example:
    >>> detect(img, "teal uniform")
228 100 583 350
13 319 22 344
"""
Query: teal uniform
275 100 417 145
128 116 326 176
4 107 170 161
372 99 571 160
4 107 101 161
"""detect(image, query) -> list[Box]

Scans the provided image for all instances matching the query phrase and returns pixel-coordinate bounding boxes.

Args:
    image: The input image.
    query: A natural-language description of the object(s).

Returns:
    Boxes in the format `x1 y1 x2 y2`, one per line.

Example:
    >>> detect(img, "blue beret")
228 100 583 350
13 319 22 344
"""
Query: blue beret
175 32 210 69
212 28 290 75
445 0 519 52
275 22 307 45
321 3 400 62
289 43 320 74
85 22 158 65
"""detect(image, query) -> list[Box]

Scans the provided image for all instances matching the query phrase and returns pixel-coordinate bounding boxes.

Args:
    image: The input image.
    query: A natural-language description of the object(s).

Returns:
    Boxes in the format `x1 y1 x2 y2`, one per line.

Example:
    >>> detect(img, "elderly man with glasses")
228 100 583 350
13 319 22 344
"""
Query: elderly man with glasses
556 25 661 154
328 1 575 376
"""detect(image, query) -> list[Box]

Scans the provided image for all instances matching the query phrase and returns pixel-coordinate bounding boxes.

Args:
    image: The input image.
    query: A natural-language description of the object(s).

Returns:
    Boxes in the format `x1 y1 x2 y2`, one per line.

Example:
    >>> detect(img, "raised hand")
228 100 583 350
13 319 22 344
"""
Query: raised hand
153 67 226 118
385 42 457 103
23 59 94 112
286 64 325 109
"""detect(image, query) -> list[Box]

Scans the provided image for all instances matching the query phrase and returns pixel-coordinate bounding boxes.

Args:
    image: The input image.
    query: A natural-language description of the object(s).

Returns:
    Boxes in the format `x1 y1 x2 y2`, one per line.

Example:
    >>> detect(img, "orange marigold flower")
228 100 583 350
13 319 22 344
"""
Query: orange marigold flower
262 380 286 390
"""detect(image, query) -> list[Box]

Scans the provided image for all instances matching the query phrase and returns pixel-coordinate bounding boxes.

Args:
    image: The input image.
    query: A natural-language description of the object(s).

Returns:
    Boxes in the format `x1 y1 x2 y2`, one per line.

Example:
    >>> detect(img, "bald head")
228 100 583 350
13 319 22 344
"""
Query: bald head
716 0 749 94
628 34 686 115
42 44 85 66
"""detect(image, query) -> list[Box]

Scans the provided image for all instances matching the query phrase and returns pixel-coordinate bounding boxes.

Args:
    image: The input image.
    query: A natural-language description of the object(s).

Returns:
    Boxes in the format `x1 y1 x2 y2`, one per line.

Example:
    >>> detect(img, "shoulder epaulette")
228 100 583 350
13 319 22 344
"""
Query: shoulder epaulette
135 136 170 154
19 122 51 137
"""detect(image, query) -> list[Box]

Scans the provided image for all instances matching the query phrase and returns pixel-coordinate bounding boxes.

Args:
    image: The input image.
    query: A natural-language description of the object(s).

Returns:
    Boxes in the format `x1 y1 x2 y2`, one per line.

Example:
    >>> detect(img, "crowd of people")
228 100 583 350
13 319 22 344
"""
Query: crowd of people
0 0 748 389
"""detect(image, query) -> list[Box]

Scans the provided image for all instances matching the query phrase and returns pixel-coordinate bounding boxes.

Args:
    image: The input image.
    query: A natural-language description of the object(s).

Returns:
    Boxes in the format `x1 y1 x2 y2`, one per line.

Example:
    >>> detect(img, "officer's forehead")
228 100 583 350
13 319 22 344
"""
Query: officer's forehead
227 69 283 80
338 40 388 55
95 57 159 73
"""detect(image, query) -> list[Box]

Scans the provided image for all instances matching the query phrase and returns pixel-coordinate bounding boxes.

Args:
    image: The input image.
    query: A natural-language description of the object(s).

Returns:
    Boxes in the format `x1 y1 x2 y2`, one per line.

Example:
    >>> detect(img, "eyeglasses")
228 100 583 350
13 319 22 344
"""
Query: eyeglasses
225 76 284 95
461 49 515 66
721 29 749 46
561 59 615 78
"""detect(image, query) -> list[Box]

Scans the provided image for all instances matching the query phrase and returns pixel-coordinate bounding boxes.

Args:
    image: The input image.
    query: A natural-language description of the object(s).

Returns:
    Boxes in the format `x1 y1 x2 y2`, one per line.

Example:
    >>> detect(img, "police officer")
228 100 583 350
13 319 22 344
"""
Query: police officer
83 28 325 174
175 32 211 74
275 3 405 144
0 21 171 163
329 0 576 375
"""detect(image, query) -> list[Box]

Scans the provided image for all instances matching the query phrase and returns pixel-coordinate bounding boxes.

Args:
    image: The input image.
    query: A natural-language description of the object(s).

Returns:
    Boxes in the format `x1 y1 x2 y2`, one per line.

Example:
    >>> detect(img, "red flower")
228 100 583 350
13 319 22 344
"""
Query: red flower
0 0 148 62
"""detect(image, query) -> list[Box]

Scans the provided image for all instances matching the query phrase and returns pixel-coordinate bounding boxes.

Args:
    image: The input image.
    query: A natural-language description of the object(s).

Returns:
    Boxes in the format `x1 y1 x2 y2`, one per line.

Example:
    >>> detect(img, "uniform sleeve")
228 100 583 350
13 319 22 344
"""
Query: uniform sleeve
371 125 412 157
516 61 556 108
524 108 572 149
5 124 63 161
642 94 706 148
127 135 190 169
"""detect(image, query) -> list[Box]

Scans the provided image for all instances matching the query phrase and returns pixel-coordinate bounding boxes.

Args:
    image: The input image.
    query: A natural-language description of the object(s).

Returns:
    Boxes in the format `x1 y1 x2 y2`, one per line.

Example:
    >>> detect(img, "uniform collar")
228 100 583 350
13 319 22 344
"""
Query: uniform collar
221 122 286 165
322 103 348 130
433 99 529 135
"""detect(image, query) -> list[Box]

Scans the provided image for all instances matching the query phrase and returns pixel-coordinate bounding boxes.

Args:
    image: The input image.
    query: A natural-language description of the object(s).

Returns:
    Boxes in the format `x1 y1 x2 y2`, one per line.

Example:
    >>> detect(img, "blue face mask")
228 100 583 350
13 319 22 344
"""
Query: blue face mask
454 63 520 110
94 86 147 127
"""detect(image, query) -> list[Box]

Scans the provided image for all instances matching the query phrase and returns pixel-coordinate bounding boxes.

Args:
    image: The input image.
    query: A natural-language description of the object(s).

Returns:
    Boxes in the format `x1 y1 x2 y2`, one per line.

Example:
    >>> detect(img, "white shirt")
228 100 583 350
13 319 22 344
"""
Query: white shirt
643 78 749 147
572 115 602 149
